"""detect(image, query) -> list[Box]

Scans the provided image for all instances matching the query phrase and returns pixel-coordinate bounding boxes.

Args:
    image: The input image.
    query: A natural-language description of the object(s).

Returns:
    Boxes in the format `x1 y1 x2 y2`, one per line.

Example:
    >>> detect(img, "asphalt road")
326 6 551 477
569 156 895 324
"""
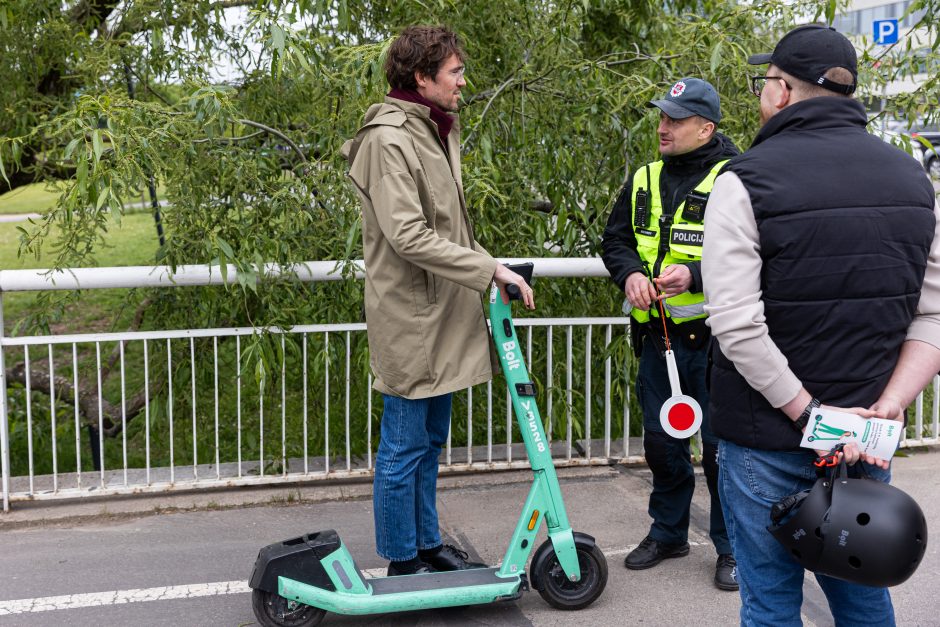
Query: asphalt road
1 450 939 626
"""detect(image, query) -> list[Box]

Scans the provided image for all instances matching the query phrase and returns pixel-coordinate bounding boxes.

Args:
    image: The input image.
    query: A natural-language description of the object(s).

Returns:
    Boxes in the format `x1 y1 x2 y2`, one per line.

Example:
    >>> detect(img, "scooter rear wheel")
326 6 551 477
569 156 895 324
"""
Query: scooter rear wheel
533 537 608 610
252 588 326 627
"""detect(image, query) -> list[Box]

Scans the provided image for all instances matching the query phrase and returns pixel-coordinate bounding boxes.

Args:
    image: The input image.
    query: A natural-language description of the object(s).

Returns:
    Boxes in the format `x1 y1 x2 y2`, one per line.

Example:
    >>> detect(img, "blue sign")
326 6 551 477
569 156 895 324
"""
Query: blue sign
873 18 899 44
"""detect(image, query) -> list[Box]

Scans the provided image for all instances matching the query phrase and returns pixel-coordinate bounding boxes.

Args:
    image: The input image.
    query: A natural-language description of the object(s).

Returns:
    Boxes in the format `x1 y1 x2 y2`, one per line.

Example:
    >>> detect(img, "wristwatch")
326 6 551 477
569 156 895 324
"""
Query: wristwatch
792 397 820 432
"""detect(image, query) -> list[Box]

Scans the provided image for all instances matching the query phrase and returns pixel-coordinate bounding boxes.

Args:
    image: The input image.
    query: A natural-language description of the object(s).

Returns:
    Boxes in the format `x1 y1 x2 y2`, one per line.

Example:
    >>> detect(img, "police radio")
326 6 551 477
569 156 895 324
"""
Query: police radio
634 189 649 228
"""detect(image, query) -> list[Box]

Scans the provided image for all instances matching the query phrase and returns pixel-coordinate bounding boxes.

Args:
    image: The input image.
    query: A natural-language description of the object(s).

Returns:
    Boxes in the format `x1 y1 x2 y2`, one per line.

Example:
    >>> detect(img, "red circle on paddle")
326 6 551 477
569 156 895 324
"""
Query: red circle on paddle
667 402 696 431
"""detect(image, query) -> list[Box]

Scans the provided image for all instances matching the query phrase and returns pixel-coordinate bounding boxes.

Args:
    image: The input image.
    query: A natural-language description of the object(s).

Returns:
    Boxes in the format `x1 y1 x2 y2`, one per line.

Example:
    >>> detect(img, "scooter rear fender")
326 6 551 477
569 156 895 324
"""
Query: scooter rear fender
249 530 343 594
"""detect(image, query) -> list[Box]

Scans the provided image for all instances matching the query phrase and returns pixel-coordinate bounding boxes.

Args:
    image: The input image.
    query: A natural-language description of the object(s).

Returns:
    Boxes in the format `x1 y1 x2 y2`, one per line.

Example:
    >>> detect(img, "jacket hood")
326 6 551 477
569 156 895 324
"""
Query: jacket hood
341 101 409 166
342 97 453 167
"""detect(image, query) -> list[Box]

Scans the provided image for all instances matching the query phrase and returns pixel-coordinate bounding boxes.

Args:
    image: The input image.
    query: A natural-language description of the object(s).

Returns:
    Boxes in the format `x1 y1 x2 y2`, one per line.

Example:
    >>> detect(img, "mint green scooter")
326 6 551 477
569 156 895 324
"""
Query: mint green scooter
248 264 608 626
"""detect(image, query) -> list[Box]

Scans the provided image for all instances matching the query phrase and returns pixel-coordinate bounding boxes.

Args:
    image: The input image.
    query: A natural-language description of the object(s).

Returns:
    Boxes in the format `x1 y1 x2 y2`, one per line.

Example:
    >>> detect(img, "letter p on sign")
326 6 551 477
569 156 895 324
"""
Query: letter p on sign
874 19 898 45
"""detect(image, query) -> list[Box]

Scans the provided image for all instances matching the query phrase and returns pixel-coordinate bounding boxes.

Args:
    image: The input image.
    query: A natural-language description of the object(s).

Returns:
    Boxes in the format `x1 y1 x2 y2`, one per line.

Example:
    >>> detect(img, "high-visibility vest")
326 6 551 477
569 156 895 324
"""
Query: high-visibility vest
629 159 727 324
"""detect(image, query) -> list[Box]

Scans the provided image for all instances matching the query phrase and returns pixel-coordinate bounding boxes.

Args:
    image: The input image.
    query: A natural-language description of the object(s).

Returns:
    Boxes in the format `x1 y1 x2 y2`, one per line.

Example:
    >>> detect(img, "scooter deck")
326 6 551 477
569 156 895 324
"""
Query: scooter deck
369 567 508 594
280 567 522 615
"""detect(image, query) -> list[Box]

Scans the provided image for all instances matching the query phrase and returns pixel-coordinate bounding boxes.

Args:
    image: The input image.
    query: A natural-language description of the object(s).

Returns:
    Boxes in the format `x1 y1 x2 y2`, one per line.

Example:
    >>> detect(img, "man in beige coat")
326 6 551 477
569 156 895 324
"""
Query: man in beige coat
342 25 533 576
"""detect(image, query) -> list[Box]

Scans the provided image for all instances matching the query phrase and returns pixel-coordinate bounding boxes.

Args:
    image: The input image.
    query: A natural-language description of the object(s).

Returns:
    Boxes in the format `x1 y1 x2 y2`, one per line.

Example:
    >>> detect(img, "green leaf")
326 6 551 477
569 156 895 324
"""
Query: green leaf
92 130 103 163
344 219 360 258
218 258 229 284
96 185 109 210
63 138 81 160
290 43 312 72
709 41 723 75
270 23 285 52
216 236 235 259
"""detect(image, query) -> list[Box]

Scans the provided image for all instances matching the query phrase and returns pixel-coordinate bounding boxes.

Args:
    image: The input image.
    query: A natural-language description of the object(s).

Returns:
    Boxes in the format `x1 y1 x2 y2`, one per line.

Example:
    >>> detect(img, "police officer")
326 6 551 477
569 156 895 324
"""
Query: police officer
601 77 738 591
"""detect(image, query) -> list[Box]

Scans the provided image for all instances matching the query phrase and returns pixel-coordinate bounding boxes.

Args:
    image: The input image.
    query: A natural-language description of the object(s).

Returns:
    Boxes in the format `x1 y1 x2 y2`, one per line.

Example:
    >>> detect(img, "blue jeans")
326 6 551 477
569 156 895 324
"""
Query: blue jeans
373 393 452 561
718 439 895 626
637 336 730 555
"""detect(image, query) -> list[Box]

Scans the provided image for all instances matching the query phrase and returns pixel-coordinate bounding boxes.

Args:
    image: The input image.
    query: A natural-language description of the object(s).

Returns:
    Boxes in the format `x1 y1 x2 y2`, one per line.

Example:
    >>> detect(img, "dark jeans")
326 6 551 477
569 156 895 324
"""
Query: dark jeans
636 336 731 555
719 439 894 626
373 393 452 561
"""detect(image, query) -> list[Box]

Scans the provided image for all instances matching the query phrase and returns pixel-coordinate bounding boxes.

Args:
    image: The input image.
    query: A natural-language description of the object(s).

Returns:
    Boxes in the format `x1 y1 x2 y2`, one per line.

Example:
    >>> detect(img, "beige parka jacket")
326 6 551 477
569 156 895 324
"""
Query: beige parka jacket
342 97 498 399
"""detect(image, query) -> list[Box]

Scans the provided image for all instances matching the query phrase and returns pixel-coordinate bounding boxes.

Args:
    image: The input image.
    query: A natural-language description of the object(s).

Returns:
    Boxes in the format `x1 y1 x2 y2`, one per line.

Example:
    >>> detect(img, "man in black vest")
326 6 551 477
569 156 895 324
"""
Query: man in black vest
702 24 940 625
602 77 739 591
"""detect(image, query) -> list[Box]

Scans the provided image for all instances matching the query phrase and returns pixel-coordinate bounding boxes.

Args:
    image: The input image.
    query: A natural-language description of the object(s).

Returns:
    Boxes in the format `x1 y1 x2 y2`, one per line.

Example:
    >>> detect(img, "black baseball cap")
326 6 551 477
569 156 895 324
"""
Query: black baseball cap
748 24 857 95
647 77 722 124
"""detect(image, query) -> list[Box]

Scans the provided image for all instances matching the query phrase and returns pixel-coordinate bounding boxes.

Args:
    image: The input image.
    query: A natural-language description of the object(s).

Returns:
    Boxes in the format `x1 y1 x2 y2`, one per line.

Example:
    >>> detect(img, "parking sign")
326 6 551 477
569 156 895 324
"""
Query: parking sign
873 18 899 44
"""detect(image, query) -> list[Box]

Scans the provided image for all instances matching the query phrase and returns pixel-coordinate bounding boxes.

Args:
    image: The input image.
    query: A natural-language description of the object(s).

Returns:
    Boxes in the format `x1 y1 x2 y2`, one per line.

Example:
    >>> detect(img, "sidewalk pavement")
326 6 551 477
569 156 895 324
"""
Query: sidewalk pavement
1 447 938 626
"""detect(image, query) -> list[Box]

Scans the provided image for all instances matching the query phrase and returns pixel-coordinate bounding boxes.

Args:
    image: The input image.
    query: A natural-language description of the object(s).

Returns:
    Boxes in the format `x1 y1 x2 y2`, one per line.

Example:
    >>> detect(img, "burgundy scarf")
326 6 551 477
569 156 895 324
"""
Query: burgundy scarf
388 88 454 145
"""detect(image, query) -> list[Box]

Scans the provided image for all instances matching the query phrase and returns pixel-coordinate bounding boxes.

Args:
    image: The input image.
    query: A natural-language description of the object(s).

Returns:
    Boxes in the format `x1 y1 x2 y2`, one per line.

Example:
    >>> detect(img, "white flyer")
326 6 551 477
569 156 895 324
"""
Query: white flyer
799 407 903 460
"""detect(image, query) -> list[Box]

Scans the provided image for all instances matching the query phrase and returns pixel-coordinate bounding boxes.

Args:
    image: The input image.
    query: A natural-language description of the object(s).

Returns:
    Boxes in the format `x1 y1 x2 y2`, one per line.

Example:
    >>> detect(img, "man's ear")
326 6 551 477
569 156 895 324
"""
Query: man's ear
415 70 431 89
773 82 791 111
700 121 716 139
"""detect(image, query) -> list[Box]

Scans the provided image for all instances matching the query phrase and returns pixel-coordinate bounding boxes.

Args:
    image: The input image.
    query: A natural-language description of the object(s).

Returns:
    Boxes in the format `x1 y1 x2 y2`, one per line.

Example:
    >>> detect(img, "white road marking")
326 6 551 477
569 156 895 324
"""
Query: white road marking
0 581 251 616
0 544 713 615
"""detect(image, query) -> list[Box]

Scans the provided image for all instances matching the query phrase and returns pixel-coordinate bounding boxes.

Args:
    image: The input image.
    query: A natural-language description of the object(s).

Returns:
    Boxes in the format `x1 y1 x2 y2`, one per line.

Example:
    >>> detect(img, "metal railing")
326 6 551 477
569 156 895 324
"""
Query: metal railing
1 258 938 512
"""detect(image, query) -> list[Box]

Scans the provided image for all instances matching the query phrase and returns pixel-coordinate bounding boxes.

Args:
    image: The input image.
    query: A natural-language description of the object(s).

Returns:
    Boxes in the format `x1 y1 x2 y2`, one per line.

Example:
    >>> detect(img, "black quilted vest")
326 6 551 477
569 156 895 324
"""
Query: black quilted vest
710 97 936 450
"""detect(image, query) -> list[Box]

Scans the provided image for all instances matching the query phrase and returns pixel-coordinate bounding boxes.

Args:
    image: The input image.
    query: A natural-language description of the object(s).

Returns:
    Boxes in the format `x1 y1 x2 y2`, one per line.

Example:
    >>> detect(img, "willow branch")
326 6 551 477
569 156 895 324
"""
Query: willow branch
194 130 265 144
237 119 307 163
108 0 257 39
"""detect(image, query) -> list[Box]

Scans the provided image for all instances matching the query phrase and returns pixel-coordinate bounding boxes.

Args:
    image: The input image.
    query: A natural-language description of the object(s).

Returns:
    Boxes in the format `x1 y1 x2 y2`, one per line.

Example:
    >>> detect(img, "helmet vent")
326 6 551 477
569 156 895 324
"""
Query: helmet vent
915 533 924 543
848 556 862 569
856 513 870 526
814 527 822 538
791 549 802 559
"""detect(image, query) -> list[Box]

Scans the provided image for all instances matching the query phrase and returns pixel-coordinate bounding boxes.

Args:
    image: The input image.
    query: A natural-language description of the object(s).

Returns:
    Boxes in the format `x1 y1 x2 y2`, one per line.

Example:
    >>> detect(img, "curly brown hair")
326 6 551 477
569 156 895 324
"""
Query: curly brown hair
384 25 465 90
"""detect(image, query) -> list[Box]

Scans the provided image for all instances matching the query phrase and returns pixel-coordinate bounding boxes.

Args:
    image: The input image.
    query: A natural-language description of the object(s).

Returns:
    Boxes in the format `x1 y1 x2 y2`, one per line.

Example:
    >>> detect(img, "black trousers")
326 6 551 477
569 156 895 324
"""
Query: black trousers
636 335 730 555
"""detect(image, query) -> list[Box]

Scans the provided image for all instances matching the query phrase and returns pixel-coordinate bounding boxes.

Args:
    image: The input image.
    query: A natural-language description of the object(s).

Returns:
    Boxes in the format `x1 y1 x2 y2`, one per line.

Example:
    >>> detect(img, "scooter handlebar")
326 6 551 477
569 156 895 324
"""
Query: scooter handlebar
501 263 534 302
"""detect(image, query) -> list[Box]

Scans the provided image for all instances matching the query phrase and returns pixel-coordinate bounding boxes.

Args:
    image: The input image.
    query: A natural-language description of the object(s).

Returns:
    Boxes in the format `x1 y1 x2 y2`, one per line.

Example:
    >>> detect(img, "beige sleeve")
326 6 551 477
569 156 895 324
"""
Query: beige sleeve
905 200 940 348
702 171 802 408
369 143 497 293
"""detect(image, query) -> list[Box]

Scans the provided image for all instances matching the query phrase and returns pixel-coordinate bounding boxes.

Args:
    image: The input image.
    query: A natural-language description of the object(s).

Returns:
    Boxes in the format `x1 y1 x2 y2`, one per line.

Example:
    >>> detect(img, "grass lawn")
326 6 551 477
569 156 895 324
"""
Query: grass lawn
0 182 168 215
1 212 164 335
0 183 62 215
0 212 162 270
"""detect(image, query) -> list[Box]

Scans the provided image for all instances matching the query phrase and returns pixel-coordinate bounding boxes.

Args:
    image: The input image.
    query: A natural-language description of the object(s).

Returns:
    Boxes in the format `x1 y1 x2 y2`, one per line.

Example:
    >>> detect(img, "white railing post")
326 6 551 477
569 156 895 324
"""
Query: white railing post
0 293 10 512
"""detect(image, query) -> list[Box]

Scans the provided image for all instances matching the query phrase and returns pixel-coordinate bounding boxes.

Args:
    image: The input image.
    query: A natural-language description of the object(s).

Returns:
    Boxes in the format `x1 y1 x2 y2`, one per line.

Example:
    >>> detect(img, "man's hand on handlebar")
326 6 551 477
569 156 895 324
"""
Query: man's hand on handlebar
493 264 535 309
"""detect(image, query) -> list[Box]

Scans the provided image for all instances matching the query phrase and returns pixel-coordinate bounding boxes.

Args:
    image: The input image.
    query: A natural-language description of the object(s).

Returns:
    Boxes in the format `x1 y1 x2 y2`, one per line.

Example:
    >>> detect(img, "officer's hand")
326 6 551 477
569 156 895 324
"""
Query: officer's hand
625 272 657 311
654 264 692 298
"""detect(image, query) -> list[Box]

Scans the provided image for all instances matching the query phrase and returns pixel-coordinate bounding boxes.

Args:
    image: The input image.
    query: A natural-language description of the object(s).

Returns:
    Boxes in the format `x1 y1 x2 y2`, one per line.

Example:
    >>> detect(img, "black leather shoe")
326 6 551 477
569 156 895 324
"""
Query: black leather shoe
420 544 487 571
624 535 690 570
714 553 739 591
386 560 436 576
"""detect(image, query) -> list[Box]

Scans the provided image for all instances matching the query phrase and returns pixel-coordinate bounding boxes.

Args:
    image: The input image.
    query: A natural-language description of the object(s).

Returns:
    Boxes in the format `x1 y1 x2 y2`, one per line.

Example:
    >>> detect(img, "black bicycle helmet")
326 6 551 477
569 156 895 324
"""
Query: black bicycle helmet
768 450 928 587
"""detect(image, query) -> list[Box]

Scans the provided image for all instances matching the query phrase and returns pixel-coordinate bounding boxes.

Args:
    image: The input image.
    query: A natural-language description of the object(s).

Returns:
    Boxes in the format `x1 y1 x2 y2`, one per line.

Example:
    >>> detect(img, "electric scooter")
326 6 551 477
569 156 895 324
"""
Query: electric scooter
248 263 608 626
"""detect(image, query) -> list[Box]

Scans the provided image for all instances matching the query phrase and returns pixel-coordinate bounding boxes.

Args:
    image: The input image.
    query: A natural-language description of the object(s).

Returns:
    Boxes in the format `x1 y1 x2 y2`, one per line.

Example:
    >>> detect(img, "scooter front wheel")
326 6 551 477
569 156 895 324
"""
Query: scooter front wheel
252 588 326 627
532 536 608 610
